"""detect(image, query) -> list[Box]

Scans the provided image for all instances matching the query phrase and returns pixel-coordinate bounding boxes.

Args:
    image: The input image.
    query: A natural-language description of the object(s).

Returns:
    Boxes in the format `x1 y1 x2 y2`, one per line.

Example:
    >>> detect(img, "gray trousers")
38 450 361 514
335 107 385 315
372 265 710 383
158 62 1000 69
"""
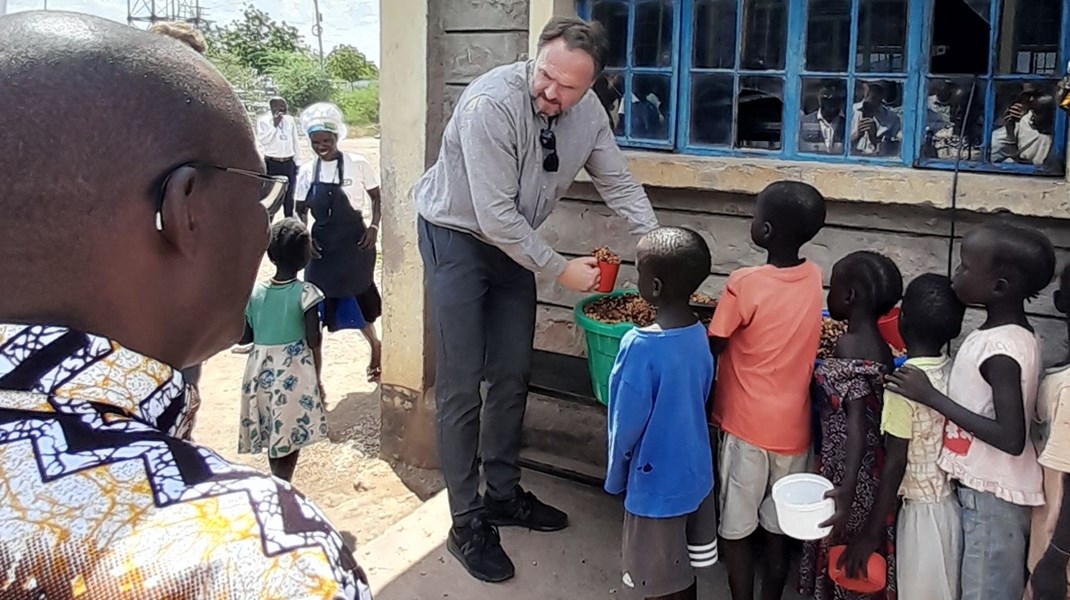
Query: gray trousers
417 218 536 525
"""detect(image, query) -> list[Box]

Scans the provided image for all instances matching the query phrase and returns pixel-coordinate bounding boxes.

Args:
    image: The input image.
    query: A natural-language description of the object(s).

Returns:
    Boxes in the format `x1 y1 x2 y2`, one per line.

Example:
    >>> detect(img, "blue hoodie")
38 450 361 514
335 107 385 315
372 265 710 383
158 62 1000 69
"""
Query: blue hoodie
605 322 715 518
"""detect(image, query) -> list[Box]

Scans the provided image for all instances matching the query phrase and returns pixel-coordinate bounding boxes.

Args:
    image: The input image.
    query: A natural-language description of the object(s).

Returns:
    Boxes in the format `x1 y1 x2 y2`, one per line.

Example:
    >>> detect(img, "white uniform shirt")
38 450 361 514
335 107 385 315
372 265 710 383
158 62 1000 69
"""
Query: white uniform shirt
255 113 301 159
295 152 379 214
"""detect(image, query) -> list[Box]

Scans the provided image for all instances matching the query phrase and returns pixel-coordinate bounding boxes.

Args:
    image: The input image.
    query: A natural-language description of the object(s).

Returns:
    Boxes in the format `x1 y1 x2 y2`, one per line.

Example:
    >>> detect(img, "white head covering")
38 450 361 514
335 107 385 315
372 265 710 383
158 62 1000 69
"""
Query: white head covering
300 102 348 140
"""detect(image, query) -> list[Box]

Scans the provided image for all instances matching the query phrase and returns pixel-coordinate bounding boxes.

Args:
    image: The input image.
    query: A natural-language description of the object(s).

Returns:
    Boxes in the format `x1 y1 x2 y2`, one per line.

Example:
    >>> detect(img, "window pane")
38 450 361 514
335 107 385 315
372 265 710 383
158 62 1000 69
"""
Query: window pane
593 71 626 134
996 0 1062 75
806 0 851 72
591 1 629 68
634 0 674 68
737 77 784 149
740 0 787 70
691 74 734 145
693 0 738 69
920 78 985 161
931 0 991 75
849 80 904 157
990 80 1060 169
799 78 848 155
628 74 673 140
857 0 908 72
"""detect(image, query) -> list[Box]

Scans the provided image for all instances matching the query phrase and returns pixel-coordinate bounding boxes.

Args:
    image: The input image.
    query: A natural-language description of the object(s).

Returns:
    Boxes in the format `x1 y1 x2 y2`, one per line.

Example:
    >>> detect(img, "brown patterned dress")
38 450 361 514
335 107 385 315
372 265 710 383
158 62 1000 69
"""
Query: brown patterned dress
800 358 897 600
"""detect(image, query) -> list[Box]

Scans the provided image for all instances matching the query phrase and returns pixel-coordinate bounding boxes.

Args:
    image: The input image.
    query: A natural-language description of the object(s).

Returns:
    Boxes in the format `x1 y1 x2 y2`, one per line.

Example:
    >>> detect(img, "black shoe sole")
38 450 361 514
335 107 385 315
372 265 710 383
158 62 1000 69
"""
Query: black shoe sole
484 514 569 533
446 536 516 583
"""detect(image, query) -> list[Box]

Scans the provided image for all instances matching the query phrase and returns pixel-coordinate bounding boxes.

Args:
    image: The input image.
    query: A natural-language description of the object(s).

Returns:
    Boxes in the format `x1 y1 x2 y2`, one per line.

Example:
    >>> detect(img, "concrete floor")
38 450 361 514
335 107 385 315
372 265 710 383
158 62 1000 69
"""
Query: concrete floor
358 469 810 600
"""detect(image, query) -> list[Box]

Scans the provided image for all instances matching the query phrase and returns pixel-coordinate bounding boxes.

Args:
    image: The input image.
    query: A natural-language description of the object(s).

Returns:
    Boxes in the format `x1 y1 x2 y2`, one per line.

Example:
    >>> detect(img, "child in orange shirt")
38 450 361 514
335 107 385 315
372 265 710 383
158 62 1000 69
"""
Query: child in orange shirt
709 181 826 600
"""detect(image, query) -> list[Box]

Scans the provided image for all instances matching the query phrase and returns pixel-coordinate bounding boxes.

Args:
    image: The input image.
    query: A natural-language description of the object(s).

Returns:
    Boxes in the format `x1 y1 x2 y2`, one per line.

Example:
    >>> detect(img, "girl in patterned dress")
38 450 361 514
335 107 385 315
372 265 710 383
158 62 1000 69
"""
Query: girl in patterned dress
800 251 903 600
239 218 329 482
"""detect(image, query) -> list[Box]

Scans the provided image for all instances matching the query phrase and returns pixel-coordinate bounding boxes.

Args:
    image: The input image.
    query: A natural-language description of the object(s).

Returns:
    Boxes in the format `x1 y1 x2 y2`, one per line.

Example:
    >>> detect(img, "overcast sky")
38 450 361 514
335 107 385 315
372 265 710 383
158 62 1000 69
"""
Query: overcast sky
6 0 381 65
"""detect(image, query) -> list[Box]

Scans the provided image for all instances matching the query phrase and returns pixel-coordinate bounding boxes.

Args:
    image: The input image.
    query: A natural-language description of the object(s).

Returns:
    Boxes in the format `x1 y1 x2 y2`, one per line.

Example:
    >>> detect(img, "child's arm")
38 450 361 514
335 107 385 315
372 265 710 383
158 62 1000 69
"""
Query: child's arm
888 356 1027 455
1032 471 1070 600
841 434 908 577
305 307 324 392
239 321 253 346
605 369 653 496
821 396 868 538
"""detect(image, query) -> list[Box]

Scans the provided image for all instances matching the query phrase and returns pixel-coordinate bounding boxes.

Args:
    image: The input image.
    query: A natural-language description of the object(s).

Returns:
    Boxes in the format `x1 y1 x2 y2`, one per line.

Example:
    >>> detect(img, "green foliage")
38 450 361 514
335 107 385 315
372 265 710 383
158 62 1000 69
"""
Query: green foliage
333 84 380 126
205 4 302 75
325 45 379 82
266 50 334 110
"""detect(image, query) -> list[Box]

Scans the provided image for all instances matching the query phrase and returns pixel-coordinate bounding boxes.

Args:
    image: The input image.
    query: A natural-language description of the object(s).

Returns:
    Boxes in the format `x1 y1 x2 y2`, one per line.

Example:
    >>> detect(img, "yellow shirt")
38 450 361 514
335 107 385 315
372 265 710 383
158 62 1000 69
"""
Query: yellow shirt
880 355 953 502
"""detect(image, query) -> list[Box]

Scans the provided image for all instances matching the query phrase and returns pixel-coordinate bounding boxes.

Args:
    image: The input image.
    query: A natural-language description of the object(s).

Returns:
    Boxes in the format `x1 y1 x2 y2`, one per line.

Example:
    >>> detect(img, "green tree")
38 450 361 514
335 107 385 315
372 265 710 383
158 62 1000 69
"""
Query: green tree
325 45 379 82
205 4 303 74
267 50 334 110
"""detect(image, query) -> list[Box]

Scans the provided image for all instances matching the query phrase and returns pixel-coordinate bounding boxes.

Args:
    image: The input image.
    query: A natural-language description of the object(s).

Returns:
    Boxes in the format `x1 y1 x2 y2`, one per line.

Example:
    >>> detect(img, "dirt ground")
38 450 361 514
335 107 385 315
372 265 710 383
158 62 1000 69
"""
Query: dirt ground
191 137 423 550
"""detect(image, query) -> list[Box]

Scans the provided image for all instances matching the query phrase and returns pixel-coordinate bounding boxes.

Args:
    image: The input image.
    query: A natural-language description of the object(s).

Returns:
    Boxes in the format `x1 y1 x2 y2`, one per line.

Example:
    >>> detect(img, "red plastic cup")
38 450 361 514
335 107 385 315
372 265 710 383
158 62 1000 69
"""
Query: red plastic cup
828 545 887 594
878 307 906 352
597 261 620 293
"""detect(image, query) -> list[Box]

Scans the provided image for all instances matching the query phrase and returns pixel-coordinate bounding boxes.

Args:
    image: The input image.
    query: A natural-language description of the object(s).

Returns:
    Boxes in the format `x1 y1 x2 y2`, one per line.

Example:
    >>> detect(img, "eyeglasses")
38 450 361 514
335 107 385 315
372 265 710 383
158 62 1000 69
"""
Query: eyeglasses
155 162 288 232
540 127 559 173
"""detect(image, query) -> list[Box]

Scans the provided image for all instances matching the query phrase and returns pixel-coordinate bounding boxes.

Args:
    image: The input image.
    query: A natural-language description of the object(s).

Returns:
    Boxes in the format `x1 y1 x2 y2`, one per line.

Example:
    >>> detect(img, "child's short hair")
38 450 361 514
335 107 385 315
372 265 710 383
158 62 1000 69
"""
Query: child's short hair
637 227 712 300
837 250 903 315
902 273 966 345
756 181 827 247
267 218 313 271
982 222 1056 300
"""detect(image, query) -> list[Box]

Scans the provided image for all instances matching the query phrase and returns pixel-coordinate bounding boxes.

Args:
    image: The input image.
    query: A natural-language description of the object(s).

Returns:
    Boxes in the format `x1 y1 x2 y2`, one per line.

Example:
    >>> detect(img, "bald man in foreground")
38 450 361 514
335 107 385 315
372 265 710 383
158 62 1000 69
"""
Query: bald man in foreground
0 12 370 598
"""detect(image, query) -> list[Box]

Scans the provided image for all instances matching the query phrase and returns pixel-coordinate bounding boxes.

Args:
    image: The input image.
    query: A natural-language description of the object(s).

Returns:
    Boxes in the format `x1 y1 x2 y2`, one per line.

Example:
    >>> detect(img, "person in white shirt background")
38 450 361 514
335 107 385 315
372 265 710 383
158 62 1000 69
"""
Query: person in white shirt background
257 96 302 219
295 106 384 383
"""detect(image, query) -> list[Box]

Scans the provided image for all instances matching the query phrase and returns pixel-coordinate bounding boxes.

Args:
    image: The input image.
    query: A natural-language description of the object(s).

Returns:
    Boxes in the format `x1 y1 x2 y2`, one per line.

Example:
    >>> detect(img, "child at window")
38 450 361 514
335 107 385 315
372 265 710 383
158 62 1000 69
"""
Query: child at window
888 222 1055 600
238 218 329 483
800 251 903 600
605 227 717 600
1026 264 1070 600
708 181 826 600
842 274 966 600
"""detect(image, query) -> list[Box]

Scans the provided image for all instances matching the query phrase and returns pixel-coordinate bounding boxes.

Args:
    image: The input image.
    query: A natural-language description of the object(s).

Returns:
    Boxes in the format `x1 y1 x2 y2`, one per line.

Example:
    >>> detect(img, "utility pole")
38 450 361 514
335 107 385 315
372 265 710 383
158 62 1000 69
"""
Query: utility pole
312 0 324 68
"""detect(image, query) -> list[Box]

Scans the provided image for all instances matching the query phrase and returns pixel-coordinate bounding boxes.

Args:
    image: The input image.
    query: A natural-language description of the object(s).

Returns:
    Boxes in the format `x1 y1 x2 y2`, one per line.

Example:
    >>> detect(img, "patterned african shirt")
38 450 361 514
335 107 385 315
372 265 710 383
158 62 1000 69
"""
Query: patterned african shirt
0 324 371 599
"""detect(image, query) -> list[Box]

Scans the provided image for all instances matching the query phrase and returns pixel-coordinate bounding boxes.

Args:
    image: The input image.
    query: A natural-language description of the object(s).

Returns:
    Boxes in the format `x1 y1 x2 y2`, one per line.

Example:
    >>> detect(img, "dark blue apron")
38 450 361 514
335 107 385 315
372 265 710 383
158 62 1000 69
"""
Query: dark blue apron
303 156 376 299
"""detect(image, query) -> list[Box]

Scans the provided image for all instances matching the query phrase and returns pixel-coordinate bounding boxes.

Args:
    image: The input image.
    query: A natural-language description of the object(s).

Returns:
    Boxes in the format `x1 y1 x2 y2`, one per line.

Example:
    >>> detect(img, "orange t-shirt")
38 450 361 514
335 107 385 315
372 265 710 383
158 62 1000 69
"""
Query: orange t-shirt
709 262 823 455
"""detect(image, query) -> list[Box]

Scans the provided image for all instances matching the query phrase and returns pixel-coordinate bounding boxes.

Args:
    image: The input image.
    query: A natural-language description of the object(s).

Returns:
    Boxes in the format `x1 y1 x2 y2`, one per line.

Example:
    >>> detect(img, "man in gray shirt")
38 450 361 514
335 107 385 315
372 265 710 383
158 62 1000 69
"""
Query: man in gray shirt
413 16 658 583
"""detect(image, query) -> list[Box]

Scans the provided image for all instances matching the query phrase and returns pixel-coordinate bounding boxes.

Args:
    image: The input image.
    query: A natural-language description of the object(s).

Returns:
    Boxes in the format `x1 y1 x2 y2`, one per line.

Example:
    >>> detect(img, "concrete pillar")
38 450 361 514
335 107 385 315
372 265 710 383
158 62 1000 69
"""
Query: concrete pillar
378 0 530 494
379 0 439 492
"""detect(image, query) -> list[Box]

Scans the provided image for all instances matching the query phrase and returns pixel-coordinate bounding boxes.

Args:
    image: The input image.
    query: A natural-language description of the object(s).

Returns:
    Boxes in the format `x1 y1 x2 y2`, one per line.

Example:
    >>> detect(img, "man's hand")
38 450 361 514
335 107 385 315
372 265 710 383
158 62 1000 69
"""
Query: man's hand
359 225 378 249
886 365 939 407
273 110 285 127
859 117 878 139
1005 102 1027 123
557 257 601 292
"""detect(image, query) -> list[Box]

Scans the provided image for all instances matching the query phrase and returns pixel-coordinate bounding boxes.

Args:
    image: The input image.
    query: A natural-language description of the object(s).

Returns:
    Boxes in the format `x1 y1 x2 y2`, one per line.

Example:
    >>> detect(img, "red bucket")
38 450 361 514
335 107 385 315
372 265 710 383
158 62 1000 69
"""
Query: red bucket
596 261 620 293
828 546 887 594
878 307 905 352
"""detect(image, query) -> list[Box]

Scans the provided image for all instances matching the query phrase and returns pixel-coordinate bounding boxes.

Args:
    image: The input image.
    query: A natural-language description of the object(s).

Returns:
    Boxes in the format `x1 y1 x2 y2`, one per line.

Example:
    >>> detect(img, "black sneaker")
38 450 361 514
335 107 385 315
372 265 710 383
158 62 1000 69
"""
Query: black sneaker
447 516 515 583
484 487 569 532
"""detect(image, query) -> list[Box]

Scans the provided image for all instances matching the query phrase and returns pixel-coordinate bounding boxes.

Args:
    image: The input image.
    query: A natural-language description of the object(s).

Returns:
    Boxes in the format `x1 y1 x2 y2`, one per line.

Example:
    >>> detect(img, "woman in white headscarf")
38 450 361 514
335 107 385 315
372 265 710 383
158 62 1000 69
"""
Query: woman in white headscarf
295 103 383 383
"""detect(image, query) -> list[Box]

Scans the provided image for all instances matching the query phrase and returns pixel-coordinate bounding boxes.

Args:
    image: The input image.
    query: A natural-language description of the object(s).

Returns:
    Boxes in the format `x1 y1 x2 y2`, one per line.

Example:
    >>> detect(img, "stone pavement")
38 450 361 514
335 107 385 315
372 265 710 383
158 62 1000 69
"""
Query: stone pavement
359 469 810 600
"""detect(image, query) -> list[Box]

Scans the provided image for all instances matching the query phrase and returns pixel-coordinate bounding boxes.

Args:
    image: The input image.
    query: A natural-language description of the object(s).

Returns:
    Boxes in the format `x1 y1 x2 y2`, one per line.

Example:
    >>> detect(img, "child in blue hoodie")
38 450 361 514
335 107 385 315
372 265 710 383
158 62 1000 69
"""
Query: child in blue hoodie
606 226 717 600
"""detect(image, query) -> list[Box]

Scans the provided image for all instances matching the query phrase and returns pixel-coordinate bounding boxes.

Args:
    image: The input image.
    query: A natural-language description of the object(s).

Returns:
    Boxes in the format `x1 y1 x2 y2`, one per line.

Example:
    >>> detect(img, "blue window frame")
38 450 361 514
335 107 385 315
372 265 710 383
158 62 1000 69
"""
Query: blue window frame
579 0 1069 176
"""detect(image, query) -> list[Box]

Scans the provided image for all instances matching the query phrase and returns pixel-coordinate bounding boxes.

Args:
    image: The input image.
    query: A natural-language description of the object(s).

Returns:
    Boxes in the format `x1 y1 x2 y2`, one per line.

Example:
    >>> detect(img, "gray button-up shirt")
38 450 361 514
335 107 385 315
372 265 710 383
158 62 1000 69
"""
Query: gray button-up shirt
413 61 659 278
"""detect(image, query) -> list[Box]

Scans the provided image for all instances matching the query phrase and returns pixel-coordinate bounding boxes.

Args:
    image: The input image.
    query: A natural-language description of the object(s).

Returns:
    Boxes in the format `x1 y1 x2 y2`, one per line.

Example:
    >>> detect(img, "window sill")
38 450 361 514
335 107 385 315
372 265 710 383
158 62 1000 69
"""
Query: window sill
579 150 1070 220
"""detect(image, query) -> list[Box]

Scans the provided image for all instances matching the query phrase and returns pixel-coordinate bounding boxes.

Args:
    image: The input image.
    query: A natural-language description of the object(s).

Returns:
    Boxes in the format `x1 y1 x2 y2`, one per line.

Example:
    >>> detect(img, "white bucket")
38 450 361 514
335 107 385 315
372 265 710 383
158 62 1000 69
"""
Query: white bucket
771 473 835 541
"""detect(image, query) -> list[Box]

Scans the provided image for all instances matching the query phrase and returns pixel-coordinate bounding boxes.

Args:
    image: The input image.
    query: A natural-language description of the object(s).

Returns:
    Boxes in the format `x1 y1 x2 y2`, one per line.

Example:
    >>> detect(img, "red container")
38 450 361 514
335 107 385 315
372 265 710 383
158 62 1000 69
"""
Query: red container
597 261 620 293
878 307 906 352
828 546 887 594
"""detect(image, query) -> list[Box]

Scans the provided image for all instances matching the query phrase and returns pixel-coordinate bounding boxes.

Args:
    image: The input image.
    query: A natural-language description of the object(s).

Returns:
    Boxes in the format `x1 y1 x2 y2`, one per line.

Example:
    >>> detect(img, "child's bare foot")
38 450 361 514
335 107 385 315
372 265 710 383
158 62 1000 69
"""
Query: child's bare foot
367 340 382 383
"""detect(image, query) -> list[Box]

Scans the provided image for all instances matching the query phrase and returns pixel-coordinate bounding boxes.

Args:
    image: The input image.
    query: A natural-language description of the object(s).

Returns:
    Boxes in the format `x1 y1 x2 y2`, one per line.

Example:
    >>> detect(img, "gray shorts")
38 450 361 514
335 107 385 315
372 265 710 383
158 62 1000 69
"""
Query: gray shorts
622 491 718 597
718 431 810 540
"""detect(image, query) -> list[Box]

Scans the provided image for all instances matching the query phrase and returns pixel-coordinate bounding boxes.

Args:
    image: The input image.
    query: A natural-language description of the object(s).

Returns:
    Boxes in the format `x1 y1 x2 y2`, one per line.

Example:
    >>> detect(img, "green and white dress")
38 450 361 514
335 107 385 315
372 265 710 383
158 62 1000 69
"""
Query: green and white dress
239 280 329 459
